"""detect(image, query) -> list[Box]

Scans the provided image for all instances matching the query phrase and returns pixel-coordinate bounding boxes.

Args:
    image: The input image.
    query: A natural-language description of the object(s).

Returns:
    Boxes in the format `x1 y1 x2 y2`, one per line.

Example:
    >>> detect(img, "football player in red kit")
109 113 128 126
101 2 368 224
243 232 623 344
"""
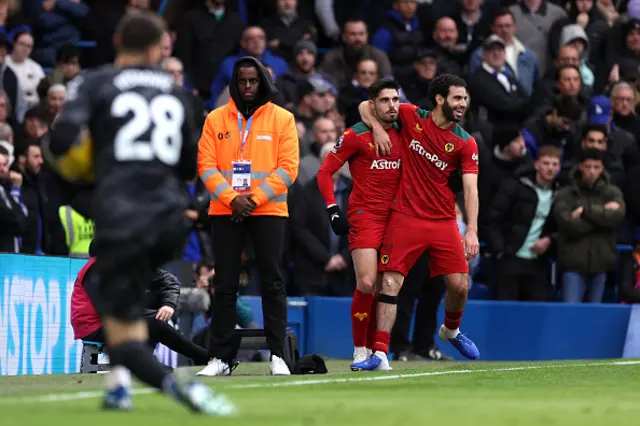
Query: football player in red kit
352 73 481 371
317 78 402 371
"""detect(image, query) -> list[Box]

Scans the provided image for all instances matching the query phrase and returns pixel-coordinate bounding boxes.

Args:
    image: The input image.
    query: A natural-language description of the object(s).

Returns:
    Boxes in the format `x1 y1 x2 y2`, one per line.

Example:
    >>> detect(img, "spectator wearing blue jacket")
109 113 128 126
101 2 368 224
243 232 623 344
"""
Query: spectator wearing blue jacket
31 0 89 68
371 0 424 84
208 26 288 110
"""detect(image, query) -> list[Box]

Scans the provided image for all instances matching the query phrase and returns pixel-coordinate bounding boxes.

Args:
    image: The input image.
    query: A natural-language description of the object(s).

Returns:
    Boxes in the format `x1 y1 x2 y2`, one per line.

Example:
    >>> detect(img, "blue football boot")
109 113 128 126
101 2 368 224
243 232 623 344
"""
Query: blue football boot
438 325 480 360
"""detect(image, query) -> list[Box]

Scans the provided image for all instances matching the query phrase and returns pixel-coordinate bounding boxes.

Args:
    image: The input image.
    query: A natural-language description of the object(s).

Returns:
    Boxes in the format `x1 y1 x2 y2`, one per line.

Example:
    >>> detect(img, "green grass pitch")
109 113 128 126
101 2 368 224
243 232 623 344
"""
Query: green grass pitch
0 359 638 426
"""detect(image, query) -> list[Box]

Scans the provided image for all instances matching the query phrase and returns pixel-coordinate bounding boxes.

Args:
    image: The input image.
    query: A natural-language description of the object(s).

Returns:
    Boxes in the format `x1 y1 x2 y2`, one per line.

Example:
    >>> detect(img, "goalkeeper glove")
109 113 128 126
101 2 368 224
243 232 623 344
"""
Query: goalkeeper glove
327 205 350 236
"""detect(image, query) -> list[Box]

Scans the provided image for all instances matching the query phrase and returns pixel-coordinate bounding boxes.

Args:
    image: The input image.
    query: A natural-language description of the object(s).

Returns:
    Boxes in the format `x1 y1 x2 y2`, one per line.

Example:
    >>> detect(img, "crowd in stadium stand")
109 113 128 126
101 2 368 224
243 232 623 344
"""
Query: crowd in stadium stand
1 0 640 304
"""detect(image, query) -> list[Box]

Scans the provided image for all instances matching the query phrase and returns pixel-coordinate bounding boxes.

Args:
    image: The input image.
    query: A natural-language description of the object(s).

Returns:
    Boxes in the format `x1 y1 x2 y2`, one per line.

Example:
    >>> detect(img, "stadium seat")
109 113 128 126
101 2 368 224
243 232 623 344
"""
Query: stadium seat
80 341 110 374
233 328 299 372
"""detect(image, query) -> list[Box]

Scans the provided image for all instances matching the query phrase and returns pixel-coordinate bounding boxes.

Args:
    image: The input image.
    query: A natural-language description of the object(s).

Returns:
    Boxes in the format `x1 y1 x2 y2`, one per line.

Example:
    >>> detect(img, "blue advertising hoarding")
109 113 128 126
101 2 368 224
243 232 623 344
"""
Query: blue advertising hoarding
0 254 85 375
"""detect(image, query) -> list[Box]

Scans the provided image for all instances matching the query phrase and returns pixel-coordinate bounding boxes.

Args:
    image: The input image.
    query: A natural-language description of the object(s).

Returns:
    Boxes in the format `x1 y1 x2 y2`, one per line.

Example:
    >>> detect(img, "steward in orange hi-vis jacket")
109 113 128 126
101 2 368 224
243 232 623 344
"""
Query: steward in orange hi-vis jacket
197 57 299 217
196 56 299 377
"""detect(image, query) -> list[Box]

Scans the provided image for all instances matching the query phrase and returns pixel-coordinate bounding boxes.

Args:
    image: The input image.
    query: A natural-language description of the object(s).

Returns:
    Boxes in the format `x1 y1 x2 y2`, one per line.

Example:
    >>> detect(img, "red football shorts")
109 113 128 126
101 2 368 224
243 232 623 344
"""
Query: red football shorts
378 210 468 277
348 210 390 251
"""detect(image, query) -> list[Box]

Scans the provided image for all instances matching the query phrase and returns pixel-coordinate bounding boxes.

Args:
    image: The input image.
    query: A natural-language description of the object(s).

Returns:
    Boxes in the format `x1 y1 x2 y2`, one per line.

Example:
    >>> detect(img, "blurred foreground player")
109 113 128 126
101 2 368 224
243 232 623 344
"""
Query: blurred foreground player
70 242 211 367
317 78 402 371
353 74 481 370
42 12 235 415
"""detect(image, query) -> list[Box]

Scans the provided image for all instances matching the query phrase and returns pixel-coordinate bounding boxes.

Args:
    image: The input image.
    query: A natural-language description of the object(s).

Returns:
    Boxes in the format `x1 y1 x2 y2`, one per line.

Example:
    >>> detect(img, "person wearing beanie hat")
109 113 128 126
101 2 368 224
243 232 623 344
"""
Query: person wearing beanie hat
275 39 337 110
293 39 317 57
260 0 316 64
553 145 625 303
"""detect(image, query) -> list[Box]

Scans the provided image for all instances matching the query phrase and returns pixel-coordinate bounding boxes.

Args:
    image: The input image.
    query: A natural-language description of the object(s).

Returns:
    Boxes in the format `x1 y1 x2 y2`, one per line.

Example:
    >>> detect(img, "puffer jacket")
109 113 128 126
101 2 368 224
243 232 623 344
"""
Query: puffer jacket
553 166 625 273
144 269 180 317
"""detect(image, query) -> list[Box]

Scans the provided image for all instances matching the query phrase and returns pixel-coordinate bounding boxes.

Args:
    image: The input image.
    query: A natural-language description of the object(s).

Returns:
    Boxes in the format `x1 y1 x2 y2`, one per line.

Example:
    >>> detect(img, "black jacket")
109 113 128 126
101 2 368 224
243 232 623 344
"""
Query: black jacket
0 178 28 253
18 167 67 255
381 11 424 82
558 128 638 188
522 112 580 160
144 269 181 317
478 145 534 241
186 178 213 259
469 66 531 127
339 84 369 129
488 166 558 257
613 112 640 144
260 14 316 64
175 6 245 98
290 176 355 296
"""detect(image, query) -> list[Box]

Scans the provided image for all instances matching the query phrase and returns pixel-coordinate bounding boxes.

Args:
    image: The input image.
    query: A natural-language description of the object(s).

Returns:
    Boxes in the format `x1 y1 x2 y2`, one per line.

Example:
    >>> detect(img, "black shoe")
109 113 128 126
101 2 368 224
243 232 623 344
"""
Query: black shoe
395 350 426 361
424 346 453 361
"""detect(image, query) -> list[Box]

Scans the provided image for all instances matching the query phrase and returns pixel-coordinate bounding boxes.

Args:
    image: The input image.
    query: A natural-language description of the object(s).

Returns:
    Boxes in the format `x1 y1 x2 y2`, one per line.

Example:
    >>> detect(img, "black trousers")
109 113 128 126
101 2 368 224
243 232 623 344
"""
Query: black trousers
82 317 209 365
495 256 550 301
390 253 446 356
209 215 287 361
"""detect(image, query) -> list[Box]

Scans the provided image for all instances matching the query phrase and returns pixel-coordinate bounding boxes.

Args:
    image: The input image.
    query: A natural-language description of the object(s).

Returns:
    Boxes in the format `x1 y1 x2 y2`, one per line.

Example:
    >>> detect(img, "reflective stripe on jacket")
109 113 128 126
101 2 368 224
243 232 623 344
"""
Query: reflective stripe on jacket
197 98 299 216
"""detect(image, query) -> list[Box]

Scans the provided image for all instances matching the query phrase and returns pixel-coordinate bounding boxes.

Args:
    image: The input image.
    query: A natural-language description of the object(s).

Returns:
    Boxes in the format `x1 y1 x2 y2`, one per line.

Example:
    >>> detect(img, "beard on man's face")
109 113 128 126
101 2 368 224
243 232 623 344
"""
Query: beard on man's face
442 100 462 123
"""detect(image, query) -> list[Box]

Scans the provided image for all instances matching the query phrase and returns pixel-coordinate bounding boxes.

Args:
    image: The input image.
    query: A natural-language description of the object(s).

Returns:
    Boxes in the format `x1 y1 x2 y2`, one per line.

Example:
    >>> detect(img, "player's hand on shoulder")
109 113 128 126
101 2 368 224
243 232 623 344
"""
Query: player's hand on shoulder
372 126 392 157
327 205 349 235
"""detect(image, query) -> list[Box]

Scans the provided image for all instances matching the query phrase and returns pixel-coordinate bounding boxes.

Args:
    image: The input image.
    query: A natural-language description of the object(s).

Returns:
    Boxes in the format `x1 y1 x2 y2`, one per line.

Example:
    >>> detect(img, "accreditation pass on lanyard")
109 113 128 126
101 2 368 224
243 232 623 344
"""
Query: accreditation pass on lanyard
232 112 252 192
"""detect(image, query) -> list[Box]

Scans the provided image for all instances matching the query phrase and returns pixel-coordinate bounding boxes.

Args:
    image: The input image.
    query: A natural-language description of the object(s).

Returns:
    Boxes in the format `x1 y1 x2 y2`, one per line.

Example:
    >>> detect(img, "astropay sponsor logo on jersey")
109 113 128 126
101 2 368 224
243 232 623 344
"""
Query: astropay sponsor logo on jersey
370 159 401 170
409 140 448 170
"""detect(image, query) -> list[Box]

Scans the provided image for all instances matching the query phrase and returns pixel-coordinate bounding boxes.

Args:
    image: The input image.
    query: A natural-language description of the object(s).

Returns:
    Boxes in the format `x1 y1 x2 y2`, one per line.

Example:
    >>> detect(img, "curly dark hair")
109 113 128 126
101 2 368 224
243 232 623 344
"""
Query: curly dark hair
428 73 467 107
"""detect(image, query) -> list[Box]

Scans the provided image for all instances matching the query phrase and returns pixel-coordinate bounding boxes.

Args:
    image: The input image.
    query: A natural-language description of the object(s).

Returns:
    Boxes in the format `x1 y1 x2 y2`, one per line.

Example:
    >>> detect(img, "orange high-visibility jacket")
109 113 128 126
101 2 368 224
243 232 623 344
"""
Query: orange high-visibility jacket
197 99 299 217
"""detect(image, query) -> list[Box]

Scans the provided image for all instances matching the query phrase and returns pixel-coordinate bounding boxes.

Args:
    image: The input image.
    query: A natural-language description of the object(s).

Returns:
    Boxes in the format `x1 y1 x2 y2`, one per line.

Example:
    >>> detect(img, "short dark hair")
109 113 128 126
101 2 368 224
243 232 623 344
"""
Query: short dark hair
115 11 166 53
56 44 80 64
492 7 516 24
0 145 8 157
195 258 215 276
237 59 258 72
582 123 608 139
343 19 367 32
12 30 32 43
428 73 467 107
26 141 41 155
368 77 400 100
554 95 583 121
556 64 581 82
579 147 605 163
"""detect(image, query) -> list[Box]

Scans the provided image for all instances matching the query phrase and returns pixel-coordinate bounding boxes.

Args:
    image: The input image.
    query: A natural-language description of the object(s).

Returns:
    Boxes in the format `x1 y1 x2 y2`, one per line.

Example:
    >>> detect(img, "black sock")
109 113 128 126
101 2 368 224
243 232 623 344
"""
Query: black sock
147 318 210 365
108 341 170 390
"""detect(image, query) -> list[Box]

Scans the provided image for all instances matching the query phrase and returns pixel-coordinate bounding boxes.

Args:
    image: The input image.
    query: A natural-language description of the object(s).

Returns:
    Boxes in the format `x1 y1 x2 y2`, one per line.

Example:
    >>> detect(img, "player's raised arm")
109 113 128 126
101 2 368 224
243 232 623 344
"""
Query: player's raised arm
461 137 480 260
317 129 358 235
358 100 391 156
42 74 94 183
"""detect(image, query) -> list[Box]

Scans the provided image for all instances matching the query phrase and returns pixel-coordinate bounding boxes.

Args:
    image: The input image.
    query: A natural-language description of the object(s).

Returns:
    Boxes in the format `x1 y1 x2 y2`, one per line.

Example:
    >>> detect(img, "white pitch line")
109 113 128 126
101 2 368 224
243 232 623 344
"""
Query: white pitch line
227 360 640 389
2 360 639 405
